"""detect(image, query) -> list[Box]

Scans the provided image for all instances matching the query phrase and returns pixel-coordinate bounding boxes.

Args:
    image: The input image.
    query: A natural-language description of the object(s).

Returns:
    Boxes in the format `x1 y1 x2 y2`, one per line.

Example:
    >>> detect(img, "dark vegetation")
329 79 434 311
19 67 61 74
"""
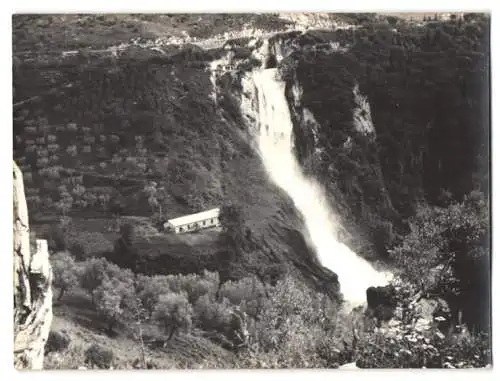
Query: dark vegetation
290 13 489 224
13 13 490 368
13 14 326 290
84 344 115 369
45 330 71 354
46 251 490 369
13 13 292 53
280 14 490 332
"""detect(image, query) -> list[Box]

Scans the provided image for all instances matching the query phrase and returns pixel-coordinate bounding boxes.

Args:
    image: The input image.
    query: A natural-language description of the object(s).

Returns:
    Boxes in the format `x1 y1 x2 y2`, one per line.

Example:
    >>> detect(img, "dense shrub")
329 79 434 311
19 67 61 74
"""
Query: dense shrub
135 274 171 318
66 231 113 260
164 272 219 304
79 257 131 301
45 224 68 252
84 344 114 369
45 330 71 354
388 191 490 330
219 276 267 318
112 223 140 269
152 293 193 340
50 251 79 301
354 323 491 368
238 276 338 368
93 274 137 333
194 294 233 333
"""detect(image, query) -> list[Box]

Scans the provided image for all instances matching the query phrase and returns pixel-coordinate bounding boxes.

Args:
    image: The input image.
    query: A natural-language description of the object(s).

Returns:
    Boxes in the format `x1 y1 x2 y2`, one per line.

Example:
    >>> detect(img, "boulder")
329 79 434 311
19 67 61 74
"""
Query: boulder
366 285 396 309
412 297 451 333
366 285 396 322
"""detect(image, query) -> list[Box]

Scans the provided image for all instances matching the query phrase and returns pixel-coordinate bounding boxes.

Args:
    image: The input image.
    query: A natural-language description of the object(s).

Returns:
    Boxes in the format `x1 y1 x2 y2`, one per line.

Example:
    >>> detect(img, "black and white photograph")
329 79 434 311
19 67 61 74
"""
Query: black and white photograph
11 9 491 371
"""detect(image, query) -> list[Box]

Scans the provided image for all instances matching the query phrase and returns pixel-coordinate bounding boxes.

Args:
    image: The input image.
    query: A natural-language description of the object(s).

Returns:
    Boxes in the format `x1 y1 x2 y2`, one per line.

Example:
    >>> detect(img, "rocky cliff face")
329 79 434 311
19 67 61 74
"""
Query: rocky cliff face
13 161 53 370
277 13 350 30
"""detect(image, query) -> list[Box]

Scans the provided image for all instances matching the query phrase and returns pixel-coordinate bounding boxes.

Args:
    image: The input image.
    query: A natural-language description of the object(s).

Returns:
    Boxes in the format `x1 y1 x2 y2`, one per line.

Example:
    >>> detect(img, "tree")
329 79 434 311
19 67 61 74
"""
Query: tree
155 186 167 221
152 293 193 341
26 195 41 212
98 193 110 211
80 257 123 303
112 223 139 270
109 198 125 232
215 204 247 291
388 191 489 331
128 295 149 368
23 171 33 183
72 184 86 199
50 251 79 301
83 191 98 208
143 181 167 219
66 145 78 156
84 344 114 369
55 192 73 219
45 224 68 252
387 16 398 27
135 275 171 318
94 276 137 334
248 276 333 365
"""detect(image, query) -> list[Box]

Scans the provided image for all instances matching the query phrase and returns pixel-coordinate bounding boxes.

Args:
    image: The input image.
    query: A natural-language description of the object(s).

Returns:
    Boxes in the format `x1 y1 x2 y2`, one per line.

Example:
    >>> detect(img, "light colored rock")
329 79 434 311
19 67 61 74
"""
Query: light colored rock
13 161 53 370
353 83 376 136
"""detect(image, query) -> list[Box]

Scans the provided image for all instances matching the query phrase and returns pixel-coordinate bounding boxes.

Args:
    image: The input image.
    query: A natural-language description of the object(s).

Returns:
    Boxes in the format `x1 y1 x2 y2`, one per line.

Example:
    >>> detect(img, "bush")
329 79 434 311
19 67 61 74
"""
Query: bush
45 224 68 252
132 358 160 369
240 276 338 367
84 344 114 369
79 257 132 302
50 251 79 301
194 294 233 333
165 272 219 304
135 274 171 318
67 231 113 260
152 293 193 340
219 276 267 318
388 192 490 330
93 274 137 333
136 272 219 318
354 327 491 368
112 224 140 269
45 330 71 354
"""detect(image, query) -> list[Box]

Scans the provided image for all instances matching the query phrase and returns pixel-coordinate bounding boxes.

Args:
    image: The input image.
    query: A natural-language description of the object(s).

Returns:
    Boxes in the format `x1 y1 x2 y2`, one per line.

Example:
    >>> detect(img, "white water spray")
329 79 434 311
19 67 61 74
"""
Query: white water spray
242 68 392 305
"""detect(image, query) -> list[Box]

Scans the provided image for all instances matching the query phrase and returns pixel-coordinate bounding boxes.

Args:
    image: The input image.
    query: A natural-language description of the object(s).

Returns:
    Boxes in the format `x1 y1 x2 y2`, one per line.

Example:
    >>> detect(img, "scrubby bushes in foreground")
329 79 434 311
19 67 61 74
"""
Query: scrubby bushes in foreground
48 252 490 369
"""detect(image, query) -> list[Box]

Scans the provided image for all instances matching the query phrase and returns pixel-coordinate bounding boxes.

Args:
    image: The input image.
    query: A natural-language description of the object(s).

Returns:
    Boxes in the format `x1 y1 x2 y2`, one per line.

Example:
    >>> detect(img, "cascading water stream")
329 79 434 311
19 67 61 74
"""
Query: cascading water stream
242 68 392 305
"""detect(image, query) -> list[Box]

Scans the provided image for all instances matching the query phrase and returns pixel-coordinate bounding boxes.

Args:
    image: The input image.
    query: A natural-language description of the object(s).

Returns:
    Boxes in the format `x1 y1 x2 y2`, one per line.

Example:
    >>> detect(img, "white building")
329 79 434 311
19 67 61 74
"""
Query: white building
164 207 221 234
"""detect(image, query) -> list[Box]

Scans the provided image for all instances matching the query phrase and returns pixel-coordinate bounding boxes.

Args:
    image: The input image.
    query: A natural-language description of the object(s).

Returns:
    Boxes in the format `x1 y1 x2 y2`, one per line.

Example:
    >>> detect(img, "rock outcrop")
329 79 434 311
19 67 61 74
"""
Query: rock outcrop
366 285 396 323
13 161 53 370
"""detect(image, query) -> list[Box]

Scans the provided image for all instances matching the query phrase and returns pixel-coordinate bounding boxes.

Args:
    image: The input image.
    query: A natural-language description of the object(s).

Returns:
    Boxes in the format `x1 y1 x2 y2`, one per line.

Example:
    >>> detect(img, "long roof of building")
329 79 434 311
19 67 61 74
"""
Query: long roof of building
167 207 220 227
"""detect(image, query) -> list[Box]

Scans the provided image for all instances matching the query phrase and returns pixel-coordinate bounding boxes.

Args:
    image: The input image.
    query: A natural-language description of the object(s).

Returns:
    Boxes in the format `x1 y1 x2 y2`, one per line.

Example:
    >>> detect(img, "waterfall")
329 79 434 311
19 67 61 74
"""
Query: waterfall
241 68 392 305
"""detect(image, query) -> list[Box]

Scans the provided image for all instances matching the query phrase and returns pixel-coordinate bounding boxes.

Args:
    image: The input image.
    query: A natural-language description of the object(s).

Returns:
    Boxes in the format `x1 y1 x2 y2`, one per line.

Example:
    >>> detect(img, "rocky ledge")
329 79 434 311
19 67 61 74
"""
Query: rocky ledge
13 161 53 370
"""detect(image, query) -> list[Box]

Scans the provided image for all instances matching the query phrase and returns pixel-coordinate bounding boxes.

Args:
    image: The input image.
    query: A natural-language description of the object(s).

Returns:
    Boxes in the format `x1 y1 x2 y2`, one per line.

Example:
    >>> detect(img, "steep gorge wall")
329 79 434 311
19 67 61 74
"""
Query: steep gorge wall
13 161 52 370
275 20 489 262
285 54 399 261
